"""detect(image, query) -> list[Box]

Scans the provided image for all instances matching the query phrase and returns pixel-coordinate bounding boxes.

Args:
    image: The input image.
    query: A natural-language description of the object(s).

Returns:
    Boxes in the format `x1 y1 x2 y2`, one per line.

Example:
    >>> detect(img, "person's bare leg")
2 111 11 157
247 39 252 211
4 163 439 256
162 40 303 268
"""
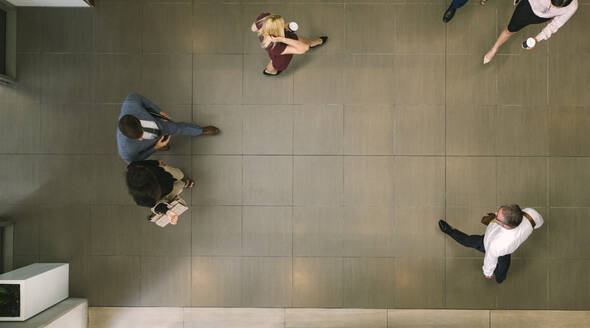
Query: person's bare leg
484 28 515 63
265 60 278 74
299 36 323 47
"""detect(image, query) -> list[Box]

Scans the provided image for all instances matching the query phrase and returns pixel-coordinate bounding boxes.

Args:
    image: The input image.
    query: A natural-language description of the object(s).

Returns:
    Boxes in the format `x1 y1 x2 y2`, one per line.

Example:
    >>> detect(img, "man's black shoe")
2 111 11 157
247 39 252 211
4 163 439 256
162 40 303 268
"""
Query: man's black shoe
443 7 456 23
438 220 453 234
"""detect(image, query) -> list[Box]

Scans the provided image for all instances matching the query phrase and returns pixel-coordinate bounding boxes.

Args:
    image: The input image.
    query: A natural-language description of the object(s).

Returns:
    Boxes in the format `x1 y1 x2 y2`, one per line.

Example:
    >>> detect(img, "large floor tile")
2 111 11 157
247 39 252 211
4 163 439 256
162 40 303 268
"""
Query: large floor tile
392 54 444 105
342 257 395 309
0 54 41 104
192 155 242 205
393 156 445 208
491 310 590 328
193 105 243 155
90 205 144 256
292 3 345 55
548 207 590 259
141 207 191 256
90 307 183 328
548 4 590 56
243 156 292 206
345 4 396 53
496 259 548 309
194 55 243 105
393 258 445 308
293 257 343 307
446 157 497 208
343 156 394 207
16 7 42 53
286 309 386 328
549 55 590 106
293 104 343 155
549 157 590 207
496 105 550 156
393 206 445 259
293 156 343 206
95 55 142 104
446 105 497 155
0 155 39 204
41 54 94 104
341 207 394 257
293 54 345 104
41 8 94 53
88 255 141 306
388 309 489 328
193 3 243 54
548 259 590 309
242 206 292 256
445 258 498 309
549 106 590 156
343 104 394 155
191 206 242 256
0 103 40 153
393 105 445 155
95 0 141 53
446 54 497 105
39 203 90 257
496 157 548 207
497 55 548 106
343 55 396 104
243 105 294 155
184 308 284 328
140 256 191 306
242 257 292 307
394 4 445 54
243 54 293 105
191 256 242 306
447 2 497 55
142 2 192 53
140 54 192 105
293 207 343 257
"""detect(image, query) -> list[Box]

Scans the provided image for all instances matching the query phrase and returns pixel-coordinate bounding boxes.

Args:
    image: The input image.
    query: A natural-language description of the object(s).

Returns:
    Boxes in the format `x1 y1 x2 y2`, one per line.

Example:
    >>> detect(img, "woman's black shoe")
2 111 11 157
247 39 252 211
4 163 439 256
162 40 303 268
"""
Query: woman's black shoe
310 36 328 49
263 69 281 76
443 7 456 23
438 220 453 234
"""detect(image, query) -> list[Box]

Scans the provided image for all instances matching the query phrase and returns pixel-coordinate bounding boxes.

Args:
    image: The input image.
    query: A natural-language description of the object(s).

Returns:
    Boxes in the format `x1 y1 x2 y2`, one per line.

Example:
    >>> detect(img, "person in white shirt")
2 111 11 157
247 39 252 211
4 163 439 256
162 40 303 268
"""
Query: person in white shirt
483 0 578 64
438 204 544 283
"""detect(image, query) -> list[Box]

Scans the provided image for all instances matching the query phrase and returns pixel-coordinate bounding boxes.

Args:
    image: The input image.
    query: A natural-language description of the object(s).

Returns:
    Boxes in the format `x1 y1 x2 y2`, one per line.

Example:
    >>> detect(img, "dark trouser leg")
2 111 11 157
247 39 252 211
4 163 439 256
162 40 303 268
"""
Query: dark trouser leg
160 121 203 137
494 254 511 283
446 228 486 253
451 0 469 9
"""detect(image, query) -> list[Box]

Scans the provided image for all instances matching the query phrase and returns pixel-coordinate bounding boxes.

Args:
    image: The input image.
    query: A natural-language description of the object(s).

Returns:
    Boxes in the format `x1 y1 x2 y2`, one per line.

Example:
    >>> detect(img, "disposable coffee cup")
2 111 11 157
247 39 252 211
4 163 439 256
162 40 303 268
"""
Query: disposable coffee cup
522 37 536 49
288 22 299 32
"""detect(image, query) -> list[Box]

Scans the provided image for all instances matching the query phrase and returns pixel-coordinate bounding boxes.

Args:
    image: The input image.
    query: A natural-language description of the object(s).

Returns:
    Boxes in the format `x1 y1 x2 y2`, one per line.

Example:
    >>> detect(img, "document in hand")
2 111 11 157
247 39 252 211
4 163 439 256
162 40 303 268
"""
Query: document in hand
150 199 188 227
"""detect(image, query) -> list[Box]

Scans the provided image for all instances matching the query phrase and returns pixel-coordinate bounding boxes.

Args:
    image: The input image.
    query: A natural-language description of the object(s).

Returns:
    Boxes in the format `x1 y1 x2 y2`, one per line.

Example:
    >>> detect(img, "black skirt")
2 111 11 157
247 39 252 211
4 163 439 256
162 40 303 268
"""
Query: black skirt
507 0 551 32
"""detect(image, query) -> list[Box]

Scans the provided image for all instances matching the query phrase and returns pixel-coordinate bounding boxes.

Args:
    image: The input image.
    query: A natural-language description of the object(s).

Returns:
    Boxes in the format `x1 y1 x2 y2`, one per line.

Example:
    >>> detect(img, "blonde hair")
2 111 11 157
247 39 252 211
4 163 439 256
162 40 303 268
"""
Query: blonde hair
257 14 285 49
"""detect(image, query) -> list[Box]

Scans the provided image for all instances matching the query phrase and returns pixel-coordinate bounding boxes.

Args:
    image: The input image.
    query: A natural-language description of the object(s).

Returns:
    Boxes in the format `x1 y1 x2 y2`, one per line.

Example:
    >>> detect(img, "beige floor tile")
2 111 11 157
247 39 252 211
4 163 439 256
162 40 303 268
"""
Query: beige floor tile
446 54 497 105
243 54 294 104
141 54 192 105
243 105 294 155
193 3 243 54
90 307 183 328
95 1 141 53
394 4 445 54
393 105 445 155
392 258 445 308
548 259 590 309
393 156 445 208
548 208 590 259
191 206 242 256
140 256 191 306
242 257 292 307
497 55 548 106
292 3 345 55
184 308 284 328
294 156 343 206
393 206 445 259
495 105 549 156
341 206 395 257
342 257 396 308
343 104 394 155
191 257 242 306
387 309 489 328
446 105 497 155
495 259 548 309
286 309 386 328
345 4 396 53
293 207 343 257
293 104 343 155
445 258 498 309
496 157 548 207
293 54 345 104
549 55 590 106
549 106 590 156
243 156 293 205
393 54 445 105
491 310 590 328
343 156 394 207
446 157 497 208
193 105 243 155
142 2 192 53
242 206 292 256
293 257 343 307
95 55 142 104
194 55 243 105
192 155 242 205
447 3 497 55
549 157 590 207
343 55 396 104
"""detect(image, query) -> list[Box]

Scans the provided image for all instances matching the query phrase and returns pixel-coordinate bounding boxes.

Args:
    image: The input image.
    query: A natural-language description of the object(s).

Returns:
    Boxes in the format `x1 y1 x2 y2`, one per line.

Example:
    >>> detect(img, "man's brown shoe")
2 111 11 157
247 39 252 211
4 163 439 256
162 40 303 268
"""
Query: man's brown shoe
202 126 220 135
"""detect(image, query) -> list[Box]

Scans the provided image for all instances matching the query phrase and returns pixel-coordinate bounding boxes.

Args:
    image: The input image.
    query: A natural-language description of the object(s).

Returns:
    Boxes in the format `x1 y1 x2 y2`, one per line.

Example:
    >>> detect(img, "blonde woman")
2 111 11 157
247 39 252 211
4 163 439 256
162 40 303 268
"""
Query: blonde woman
251 13 327 76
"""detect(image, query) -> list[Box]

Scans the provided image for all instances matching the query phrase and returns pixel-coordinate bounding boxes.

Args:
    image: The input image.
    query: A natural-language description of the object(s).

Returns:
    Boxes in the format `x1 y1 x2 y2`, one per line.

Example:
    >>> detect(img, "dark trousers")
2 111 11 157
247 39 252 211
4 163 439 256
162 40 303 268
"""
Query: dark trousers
447 228 511 283
450 0 469 9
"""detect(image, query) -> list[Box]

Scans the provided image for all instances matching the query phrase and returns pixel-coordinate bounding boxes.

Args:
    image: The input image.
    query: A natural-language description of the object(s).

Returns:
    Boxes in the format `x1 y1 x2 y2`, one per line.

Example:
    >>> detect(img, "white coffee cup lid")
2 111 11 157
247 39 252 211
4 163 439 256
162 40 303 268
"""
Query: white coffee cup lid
526 37 536 47
289 22 299 31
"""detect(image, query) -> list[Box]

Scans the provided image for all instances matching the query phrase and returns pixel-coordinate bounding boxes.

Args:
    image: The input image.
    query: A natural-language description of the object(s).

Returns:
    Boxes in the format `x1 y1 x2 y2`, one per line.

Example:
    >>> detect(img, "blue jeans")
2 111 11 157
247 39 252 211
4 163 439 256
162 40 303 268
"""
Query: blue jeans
451 0 469 9
447 228 511 284
160 121 203 137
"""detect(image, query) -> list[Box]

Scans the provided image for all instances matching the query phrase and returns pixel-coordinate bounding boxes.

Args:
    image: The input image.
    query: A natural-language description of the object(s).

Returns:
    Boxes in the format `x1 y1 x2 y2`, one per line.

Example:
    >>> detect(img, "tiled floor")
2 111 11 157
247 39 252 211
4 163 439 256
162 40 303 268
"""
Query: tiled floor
2 0 590 309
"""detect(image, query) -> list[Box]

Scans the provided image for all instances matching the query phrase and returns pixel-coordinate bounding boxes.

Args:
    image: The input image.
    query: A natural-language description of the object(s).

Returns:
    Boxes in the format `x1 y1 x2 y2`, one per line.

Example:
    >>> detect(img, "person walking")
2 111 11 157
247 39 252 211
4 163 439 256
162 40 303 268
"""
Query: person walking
438 204 543 283
483 0 577 64
117 93 219 164
251 13 327 76
443 0 488 23
126 159 193 225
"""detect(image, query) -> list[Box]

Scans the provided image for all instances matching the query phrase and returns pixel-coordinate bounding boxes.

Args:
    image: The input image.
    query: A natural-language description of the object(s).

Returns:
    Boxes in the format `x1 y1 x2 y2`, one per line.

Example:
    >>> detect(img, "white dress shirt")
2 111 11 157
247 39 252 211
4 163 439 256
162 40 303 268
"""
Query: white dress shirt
482 208 544 276
529 0 578 41
140 120 159 139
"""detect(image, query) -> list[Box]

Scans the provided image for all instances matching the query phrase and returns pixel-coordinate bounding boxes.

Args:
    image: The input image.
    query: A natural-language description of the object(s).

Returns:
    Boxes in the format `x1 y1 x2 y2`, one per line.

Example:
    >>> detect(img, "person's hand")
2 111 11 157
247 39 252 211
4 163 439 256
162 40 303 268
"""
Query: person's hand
154 135 171 150
158 160 166 166
159 111 170 122
167 210 179 225
485 275 493 279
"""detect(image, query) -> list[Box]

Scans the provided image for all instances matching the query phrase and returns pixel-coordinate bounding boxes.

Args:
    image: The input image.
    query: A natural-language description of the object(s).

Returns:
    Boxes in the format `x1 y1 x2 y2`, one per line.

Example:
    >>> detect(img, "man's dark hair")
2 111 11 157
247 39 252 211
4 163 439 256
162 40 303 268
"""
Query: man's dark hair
551 0 573 7
126 164 162 206
118 115 143 139
500 204 523 228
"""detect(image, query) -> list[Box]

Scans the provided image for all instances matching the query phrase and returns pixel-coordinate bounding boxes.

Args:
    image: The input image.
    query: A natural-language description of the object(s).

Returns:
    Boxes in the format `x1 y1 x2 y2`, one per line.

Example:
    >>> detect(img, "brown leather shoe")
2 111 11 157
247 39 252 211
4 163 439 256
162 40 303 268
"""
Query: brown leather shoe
202 126 220 135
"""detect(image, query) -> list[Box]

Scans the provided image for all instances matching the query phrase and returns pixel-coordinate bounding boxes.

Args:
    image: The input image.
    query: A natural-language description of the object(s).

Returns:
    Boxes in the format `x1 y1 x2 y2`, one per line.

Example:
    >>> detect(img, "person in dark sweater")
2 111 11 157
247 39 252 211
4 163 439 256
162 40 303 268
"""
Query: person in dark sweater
126 160 193 224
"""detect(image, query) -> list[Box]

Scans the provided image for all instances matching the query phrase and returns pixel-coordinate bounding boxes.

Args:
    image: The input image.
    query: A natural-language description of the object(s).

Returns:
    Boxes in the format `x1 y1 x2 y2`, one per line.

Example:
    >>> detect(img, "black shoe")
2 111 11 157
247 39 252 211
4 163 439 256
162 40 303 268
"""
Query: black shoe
438 220 453 234
443 6 456 23
310 36 328 49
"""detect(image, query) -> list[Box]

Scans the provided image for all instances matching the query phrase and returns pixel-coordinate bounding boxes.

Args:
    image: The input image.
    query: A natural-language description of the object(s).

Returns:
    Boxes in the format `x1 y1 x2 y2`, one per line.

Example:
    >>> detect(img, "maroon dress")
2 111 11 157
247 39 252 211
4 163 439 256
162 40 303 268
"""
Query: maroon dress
255 13 298 71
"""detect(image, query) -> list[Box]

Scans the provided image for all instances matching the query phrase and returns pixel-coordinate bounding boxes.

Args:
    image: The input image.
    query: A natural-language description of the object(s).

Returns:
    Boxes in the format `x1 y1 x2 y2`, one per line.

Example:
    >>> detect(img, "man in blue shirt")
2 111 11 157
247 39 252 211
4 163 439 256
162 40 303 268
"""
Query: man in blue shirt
117 93 219 163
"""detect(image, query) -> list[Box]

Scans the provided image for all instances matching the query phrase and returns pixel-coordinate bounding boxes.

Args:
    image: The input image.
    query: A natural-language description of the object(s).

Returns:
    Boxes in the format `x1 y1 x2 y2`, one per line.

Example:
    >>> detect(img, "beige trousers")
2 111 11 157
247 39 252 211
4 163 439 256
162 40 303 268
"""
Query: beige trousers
159 165 185 203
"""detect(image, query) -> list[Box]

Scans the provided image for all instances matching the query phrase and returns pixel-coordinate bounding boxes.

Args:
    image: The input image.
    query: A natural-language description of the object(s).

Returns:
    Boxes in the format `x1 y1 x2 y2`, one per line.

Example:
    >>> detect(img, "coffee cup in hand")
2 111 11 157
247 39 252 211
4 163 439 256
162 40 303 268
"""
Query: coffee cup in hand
288 22 299 32
522 37 536 49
